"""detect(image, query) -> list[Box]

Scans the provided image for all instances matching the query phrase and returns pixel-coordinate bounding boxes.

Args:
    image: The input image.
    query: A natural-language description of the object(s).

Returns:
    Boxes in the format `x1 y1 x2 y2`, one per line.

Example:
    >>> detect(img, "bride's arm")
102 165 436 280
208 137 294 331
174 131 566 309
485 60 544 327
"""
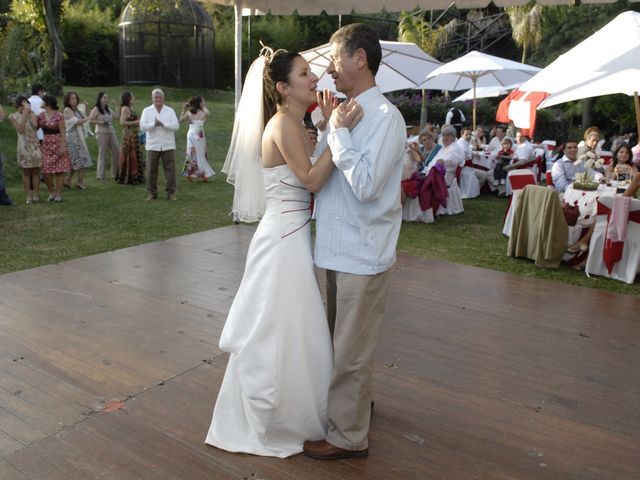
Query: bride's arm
270 115 335 193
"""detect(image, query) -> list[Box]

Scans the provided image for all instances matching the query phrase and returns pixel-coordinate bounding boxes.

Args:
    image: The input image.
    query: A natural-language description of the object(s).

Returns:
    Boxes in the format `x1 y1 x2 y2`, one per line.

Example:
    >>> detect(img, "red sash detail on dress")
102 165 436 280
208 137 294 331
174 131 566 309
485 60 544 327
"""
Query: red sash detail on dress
596 202 640 273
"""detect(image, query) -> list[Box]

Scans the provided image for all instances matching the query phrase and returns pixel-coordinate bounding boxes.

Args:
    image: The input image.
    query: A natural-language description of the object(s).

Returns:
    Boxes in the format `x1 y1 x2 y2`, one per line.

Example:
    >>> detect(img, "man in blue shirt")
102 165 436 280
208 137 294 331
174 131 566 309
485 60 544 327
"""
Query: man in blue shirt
304 23 406 461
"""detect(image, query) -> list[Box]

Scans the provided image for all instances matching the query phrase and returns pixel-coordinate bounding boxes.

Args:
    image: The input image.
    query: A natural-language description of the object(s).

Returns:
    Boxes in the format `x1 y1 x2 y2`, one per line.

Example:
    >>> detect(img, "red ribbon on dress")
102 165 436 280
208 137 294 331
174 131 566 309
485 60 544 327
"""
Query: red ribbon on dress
596 202 640 273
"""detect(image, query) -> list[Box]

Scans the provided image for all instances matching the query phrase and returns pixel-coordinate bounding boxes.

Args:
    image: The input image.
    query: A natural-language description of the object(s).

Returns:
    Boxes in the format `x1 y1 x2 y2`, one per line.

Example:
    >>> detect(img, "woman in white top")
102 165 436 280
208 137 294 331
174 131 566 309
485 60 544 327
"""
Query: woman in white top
179 96 215 181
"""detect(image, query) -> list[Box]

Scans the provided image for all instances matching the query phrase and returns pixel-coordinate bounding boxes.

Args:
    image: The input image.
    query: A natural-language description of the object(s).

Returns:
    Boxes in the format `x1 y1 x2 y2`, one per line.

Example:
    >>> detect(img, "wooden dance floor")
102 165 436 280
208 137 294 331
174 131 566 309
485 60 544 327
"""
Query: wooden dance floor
0 226 638 479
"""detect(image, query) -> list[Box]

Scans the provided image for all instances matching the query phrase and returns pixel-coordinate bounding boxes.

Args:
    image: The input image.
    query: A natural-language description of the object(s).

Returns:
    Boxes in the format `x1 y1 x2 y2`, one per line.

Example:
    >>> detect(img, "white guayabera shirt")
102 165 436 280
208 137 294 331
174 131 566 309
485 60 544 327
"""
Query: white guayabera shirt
314 86 406 275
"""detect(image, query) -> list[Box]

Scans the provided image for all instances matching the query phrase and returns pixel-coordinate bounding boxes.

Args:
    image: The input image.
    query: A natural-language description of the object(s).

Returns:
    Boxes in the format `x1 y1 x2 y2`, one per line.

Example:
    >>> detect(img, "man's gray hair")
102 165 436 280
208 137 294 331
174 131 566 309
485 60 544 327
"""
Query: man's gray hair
441 124 457 138
151 88 165 98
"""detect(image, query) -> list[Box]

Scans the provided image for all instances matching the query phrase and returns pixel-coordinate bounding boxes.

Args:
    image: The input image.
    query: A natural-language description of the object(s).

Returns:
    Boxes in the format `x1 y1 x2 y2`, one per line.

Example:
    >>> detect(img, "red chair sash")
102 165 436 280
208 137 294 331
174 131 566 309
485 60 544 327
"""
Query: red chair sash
596 202 640 273
509 174 536 191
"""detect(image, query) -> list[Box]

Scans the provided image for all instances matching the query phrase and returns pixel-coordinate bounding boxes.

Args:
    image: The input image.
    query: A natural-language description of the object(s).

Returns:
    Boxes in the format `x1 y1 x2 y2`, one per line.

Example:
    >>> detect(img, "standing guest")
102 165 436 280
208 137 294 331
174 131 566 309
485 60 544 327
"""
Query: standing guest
550 140 583 193
28 83 45 142
63 92 92 190
38 95 71 202
445 104 465 136
0 106 16 206
89 92 119 180
117 91 144 184
9 96 42 203
179 95 215 182
303 23 406 461
605 143 637 182
139 88 180 200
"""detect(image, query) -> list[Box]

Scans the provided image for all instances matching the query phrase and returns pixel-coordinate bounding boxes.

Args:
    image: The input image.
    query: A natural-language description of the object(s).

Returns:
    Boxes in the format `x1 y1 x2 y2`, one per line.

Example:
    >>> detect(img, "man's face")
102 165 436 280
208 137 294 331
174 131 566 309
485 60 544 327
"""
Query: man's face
327 42 359 96
565 142 578 161
442 132 455 146
153 92 164 108
461 130 471 141
496 128 505 140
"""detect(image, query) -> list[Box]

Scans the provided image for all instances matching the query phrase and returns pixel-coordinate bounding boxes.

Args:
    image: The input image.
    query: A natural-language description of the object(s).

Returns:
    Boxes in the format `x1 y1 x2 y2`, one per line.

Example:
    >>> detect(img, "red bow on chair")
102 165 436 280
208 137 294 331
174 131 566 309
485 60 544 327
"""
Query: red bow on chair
597 202 640 273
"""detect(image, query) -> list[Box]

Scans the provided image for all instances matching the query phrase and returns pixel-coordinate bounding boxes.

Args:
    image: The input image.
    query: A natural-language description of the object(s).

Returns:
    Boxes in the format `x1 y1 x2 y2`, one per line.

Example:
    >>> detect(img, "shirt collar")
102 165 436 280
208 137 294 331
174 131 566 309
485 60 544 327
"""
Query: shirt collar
354 86 381 106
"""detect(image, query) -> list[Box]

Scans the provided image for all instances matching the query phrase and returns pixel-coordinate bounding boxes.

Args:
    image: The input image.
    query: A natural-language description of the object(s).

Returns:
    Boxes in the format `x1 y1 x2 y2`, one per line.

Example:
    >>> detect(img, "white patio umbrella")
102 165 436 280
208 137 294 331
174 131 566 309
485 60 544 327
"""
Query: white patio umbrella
419 50 541 130
516 11 640 137
301 41 442 95
452 83 521 103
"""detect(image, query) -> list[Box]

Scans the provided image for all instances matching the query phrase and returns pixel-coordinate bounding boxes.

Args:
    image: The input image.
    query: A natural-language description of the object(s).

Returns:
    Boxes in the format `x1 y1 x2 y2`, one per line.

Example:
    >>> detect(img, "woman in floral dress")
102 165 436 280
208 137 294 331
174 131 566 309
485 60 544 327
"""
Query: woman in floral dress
63 92 92 190
180 96 215 181
117 91 144 184
9 96 42 203
38 95 71 202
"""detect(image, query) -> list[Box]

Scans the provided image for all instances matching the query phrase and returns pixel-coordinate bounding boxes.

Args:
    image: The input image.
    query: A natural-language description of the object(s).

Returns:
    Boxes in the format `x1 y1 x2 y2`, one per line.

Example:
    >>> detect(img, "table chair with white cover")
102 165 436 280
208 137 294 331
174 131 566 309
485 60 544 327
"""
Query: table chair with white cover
585 195 640 283
503 169 537 236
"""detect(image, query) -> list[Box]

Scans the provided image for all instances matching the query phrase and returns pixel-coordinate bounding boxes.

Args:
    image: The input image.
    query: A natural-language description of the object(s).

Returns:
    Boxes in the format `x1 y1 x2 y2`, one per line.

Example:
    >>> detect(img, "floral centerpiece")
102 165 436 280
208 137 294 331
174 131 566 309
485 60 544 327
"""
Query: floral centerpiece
573 151 603 190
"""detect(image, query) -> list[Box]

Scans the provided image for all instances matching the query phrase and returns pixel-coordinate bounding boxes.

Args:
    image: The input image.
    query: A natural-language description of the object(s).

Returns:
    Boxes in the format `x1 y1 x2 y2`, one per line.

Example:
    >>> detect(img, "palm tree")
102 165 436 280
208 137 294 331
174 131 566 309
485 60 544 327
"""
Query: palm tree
506 4 543 63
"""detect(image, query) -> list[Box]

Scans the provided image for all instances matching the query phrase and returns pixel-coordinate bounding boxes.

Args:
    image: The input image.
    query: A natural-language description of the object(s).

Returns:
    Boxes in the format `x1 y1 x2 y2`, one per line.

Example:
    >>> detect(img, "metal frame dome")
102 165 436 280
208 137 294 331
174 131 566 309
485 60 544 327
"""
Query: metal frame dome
118 0 215 87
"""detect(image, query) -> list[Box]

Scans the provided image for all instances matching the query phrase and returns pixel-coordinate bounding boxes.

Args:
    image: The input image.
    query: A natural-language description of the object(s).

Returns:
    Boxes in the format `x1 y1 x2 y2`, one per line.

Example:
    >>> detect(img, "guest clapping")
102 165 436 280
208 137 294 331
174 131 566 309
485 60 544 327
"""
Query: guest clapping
9 96 42 203
139 89 180 200
89 92 119 180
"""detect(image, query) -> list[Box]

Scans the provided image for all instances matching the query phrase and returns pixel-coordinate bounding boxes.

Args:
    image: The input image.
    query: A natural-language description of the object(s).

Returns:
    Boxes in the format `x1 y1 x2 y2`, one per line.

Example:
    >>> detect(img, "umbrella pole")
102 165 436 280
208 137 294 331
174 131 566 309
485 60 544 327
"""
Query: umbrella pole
472 78 477 131
635 91 640 140
420 89 427 131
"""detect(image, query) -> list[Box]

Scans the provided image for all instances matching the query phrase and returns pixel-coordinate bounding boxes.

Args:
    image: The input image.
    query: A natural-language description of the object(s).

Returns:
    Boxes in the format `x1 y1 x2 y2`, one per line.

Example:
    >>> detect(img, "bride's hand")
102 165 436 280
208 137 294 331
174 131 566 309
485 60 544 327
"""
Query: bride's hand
317 89 337 123
329 98 362 131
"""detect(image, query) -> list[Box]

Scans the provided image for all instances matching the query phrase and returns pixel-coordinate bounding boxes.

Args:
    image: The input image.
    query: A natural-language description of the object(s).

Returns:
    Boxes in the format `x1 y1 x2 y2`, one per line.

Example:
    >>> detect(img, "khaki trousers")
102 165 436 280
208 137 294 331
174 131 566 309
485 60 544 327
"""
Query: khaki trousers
146 150 176 197
96 131 119 179
325 268 392 451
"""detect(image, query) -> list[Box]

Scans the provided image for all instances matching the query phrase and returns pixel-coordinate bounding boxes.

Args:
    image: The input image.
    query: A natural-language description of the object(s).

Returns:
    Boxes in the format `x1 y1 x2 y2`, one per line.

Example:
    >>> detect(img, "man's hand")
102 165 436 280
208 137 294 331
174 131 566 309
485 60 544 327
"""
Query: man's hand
154 117 164 127
329 98 363 131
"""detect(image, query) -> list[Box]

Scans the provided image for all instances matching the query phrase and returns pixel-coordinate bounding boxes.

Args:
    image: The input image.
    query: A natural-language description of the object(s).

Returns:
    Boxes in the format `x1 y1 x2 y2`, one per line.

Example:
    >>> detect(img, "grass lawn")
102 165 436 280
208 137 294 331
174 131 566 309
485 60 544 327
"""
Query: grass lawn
0 85 637 296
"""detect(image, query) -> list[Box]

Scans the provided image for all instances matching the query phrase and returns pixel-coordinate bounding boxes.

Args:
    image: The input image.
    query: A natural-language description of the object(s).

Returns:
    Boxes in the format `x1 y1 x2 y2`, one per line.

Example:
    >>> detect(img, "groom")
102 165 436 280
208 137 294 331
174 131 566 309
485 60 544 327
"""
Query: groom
304 24 406 460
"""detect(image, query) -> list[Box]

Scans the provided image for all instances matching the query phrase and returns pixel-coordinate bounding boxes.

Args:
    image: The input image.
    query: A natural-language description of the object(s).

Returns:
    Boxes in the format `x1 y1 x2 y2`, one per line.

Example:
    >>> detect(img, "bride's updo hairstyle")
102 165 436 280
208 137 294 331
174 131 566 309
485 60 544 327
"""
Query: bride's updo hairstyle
262 48 301 125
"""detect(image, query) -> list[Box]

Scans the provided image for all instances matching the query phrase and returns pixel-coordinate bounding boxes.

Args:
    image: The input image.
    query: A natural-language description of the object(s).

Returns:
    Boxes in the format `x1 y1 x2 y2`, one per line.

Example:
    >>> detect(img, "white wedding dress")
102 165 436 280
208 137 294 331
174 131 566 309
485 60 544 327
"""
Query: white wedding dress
206 163 333 458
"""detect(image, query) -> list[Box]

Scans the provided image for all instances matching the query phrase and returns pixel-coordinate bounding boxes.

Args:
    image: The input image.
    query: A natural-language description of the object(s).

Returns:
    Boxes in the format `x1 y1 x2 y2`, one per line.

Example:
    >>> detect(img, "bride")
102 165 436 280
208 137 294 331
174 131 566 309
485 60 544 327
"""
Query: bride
205 49 362 457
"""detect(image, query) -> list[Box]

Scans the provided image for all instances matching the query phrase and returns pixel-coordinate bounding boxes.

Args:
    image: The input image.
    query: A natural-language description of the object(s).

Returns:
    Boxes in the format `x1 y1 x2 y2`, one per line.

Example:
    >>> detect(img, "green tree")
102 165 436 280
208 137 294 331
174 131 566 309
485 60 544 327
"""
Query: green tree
505 3 543 64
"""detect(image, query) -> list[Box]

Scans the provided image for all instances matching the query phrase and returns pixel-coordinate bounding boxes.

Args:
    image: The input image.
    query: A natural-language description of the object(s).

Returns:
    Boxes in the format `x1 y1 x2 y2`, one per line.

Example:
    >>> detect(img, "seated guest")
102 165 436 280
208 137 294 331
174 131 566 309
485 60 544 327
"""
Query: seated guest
456 127 481 198
604 143 637 182
578 126 602 157
551 140 583 193
471 125 487 150
492 138 514 186
487 125 508 152
408 128 442 173
428 124 464 215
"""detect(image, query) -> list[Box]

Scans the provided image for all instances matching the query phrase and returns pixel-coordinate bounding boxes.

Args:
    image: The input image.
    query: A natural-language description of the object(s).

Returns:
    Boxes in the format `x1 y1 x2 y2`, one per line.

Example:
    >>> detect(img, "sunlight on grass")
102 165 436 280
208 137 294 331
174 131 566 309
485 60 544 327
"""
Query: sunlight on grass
0 85 637 296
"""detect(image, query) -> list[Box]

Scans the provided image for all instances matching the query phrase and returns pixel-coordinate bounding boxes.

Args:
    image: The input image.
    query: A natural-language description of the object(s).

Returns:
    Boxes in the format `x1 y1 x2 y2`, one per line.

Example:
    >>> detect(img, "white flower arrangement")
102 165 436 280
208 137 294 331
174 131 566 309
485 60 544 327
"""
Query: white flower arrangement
573 151 604 184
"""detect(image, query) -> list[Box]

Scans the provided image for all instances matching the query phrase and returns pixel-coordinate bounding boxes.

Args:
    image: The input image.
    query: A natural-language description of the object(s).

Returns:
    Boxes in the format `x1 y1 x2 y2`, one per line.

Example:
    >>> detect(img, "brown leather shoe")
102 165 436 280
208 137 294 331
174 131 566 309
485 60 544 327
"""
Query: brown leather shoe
303 440 368 460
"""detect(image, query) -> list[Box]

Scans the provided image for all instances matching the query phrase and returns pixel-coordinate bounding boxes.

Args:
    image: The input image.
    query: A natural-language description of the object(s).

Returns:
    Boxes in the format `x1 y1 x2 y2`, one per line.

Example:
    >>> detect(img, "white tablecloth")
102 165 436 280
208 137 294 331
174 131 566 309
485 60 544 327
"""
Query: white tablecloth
563 184 617 227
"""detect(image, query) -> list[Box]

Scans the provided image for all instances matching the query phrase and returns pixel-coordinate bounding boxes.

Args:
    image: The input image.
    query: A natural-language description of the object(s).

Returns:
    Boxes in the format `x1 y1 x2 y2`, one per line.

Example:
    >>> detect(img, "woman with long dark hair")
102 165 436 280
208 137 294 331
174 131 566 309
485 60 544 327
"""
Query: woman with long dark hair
179 95 215 181
63 91 92 189
38 95 71 202
9 96 42 203
205 47 362 457
117 91 144 184
89 92 119 180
